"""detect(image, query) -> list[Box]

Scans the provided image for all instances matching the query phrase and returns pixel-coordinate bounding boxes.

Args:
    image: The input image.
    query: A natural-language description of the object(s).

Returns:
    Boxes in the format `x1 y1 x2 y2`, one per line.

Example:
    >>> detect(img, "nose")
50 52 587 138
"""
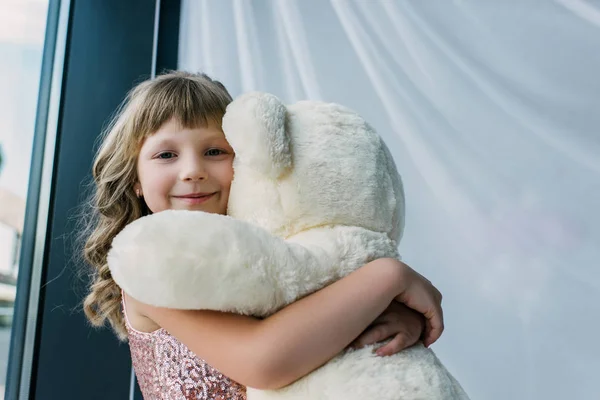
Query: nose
179 156 207 181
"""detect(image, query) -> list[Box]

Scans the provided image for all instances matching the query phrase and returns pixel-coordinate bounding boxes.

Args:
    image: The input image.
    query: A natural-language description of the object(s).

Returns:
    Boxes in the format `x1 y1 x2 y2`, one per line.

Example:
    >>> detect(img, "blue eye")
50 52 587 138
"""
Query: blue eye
206 148 225 156
157 152 176 159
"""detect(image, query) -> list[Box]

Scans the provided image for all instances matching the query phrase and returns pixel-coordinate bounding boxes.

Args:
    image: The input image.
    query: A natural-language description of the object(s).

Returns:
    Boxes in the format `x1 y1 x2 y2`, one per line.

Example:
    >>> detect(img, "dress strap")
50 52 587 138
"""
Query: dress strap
121 290 163 335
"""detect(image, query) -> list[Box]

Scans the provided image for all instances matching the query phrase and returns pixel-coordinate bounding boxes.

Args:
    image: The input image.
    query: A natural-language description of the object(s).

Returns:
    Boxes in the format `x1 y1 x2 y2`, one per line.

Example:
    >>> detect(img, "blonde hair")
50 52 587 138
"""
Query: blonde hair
81 71 232 339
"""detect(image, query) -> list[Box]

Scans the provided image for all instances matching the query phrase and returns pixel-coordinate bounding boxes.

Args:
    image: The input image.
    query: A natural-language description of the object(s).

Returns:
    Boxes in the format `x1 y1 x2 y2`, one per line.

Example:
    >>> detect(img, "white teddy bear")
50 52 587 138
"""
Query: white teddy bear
108 93 470 399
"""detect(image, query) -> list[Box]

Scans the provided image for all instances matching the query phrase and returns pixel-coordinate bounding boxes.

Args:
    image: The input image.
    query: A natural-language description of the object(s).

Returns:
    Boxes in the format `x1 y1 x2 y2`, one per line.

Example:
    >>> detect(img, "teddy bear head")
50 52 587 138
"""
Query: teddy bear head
222 92 405 243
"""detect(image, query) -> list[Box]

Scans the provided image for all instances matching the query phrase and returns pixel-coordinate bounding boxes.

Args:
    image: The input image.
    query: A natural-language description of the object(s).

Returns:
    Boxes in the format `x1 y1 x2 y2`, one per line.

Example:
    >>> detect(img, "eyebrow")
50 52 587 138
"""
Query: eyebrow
141 133 229 154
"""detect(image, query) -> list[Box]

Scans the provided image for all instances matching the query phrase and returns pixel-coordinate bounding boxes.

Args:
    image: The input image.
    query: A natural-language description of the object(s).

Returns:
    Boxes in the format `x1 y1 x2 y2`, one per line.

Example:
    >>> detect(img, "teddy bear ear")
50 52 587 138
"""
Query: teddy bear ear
222 92 292 179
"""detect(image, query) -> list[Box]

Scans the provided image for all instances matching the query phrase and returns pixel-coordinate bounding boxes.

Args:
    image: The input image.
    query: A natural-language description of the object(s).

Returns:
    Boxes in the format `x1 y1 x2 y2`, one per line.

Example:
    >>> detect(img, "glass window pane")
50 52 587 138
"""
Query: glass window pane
0 0 50 396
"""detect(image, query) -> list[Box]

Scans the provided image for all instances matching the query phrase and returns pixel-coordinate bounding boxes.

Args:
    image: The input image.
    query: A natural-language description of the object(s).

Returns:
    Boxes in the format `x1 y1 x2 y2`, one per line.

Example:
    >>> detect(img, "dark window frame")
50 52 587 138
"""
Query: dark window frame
6 0 180 398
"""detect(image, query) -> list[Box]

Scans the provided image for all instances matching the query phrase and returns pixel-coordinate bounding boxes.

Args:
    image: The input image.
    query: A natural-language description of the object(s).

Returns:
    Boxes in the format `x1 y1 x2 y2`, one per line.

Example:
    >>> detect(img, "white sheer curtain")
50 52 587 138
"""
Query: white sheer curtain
178 1 600 398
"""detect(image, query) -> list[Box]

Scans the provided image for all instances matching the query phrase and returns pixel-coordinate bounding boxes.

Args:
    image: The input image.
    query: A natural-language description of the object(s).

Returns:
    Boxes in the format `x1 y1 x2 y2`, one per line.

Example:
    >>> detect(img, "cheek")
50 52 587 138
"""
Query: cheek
139 170 172 201
215 162 234 190
225 168 234 188
146 177 172 197
140 181 170 213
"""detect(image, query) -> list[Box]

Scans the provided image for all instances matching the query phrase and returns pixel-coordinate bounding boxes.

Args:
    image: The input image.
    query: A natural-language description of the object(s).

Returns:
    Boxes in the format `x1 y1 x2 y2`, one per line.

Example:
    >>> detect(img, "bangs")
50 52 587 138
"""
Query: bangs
131 72 232 138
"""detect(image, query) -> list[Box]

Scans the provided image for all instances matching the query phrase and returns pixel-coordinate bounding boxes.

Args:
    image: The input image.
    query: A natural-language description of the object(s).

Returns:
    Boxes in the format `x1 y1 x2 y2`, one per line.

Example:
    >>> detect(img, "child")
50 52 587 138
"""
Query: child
82 71 444 399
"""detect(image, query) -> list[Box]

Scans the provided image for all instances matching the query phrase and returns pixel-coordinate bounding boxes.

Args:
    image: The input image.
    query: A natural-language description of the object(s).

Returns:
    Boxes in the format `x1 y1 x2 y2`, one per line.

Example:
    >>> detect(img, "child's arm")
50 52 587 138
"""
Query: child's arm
131 257 442 390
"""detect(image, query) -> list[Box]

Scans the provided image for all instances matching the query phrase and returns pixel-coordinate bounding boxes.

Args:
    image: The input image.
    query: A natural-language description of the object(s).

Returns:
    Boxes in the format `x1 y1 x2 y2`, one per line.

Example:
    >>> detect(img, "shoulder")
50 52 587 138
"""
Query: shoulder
123 291 162 333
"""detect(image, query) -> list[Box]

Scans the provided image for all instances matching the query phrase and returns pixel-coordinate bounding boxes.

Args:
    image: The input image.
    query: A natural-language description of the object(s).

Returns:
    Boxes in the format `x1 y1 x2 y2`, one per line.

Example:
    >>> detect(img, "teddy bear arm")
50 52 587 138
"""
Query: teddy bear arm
108 210 327 315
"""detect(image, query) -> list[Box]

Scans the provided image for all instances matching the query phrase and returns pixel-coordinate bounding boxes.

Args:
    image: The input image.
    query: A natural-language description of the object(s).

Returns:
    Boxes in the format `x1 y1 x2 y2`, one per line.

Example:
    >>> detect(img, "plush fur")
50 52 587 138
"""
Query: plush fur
108 93 469 399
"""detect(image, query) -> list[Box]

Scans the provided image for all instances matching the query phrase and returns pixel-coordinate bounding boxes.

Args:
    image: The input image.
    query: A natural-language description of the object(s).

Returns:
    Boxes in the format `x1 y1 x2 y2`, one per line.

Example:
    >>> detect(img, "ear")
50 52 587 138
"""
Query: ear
222 92 291 179
133 182 142 198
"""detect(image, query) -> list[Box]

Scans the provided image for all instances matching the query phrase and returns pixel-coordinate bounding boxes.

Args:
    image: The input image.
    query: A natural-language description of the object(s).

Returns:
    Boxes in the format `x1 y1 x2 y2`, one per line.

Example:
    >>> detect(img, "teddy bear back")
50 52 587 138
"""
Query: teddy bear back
224 93 405 243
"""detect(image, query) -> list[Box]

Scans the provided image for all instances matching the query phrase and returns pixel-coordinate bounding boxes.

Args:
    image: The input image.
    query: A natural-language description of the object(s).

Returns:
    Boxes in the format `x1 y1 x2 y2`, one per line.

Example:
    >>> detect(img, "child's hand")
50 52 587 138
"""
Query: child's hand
393 261 444 348
349 301 424 356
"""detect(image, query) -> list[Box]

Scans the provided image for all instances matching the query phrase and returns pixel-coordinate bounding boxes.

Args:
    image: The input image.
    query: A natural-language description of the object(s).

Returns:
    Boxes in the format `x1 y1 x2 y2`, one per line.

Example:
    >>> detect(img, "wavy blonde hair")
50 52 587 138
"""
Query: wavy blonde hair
82 71 232 340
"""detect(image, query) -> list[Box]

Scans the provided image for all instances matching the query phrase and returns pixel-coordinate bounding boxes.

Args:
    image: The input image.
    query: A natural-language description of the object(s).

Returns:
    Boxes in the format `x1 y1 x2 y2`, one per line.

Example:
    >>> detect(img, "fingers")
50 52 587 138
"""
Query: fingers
375 332 416 356
396 295 443 347
351 324 388 349
422 305 444 347
395 270 445 347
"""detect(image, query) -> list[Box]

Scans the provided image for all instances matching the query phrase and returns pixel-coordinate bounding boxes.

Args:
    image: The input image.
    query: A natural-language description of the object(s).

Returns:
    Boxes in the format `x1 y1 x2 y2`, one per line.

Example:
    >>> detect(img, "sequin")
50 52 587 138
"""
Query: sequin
123 296 247 399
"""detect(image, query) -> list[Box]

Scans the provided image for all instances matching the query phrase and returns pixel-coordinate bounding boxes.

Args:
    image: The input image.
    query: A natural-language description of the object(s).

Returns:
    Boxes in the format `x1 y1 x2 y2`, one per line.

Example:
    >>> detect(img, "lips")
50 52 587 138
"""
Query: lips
177 192 214 198
173 192 216 204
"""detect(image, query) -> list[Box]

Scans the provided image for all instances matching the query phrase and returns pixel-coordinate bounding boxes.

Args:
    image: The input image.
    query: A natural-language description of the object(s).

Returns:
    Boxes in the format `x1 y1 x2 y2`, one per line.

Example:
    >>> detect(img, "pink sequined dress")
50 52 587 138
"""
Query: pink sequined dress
122 295 247 400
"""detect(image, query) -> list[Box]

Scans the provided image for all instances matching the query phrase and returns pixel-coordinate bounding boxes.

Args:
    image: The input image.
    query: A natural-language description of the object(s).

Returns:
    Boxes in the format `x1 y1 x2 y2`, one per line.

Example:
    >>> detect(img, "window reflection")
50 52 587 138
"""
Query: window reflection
0 0 49 395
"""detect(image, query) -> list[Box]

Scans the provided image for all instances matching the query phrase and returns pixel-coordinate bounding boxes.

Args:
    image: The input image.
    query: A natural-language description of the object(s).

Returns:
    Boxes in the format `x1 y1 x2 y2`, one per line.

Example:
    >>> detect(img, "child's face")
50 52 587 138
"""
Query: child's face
135 118 234 215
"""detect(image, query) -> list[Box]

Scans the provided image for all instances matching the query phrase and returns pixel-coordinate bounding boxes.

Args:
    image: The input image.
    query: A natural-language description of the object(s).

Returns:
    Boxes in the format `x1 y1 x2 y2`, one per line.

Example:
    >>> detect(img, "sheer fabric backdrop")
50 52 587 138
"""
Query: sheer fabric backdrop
179 1 600 398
